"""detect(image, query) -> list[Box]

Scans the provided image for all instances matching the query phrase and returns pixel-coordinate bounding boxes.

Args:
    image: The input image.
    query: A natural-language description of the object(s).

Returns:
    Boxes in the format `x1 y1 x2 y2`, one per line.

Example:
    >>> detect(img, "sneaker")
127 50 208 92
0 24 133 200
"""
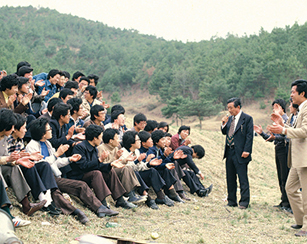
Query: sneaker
146 199 159 210
13 217 31 228
115 200 137 209
155 195 174 207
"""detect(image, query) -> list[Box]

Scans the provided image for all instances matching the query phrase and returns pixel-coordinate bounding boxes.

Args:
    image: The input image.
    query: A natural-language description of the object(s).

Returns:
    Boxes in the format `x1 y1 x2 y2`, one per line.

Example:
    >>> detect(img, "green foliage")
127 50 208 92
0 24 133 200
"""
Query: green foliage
110 92 121 103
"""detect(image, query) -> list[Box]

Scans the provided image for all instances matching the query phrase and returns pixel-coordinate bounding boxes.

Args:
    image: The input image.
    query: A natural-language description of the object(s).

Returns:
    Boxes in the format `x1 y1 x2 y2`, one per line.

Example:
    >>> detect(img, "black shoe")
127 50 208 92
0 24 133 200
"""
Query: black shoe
205 184 213 196
128 195 147 204
146 199 159 210
197 189 208 197
50 201 62 213
273 203 282 208
75 210 89 224
169 194 185 203
42 204 61 216
97 206 119 217
155 196 174 207
115 200 137 209
291 224 303 229
281 206 293 214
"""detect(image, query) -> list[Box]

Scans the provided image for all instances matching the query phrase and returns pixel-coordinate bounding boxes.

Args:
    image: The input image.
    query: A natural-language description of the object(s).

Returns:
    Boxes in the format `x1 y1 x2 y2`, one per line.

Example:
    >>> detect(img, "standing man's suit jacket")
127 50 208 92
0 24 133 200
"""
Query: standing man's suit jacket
285 101 307 168
221 112 254 164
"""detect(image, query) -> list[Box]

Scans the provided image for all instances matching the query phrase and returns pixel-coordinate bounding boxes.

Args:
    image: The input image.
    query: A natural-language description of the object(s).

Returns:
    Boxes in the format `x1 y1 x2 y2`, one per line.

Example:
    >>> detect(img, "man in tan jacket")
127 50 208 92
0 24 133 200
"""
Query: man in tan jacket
269 79 307 237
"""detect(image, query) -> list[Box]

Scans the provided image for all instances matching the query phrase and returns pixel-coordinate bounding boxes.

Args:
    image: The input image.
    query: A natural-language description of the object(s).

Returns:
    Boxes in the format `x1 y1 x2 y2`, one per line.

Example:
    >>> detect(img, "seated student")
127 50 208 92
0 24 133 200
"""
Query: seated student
174 145 213 197
56 71 66 93
1 174 31 228
144 120 158 134
72 71 85 83
82 85 102 119
121 130 176 208
104 110 126 142
27 118 118 220
15 61 31 74
158 122 169 133
142 130 186 203
62 71 70 83
69 125 137 209
104 104 125 126
39 97 62 122
130 113 147 132
83 104 106 130
97 129 147 205
87 74 99 87
0 74 28 113
0 109 46 217
170 125 191 150
59 88 74 104
66 98 85 135
36 69 61 102
49 103 76 151
76 76 90 99
50 81 79 99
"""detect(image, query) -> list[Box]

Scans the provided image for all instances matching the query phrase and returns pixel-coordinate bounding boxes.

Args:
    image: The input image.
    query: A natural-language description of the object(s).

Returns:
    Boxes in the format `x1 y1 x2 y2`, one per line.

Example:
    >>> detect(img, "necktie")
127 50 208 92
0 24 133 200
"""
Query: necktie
227 116 235 146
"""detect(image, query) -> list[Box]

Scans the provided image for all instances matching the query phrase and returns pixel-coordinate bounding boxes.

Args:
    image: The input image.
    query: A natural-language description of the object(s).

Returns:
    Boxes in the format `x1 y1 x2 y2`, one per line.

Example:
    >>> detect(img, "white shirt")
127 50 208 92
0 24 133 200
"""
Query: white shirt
221 110 242 131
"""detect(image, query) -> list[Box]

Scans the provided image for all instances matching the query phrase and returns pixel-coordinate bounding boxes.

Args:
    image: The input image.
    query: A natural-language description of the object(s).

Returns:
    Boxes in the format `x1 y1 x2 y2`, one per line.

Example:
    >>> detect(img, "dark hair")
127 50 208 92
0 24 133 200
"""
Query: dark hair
133 113 147 126
178 125 190 134
272 99 286 113
191 145 205 159
123 131 138 150
90 104 105 121
29 118 49 141
289 97 299 109
67 98 82 115
165 132 172 138
17 66 33 77
111 110 123 123
14 113 27 131
16 61 31 73
227 97 241 108
17 77 29 90
144 120 158 132
87 74 99 85
85 124 103 141
47 69 60 80
139 130 151 143
0 109 17 132
111 104 125 114
103 128 119 144
79 76 90 85
151 130 165 145
158 121 169 132
85 85 97 99
62 71 70 79
0 74 19 91
291 79 307 98
64 81 79 90
52 103 71 121
59 88 74 100
47 98 63 112
72 71 85 81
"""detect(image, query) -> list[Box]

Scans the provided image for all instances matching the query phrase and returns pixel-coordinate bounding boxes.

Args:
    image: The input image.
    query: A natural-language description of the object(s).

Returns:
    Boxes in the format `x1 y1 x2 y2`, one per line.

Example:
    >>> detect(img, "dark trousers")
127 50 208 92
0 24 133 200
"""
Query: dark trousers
157 168 177 190
0 176 10 207
134 171 149 195
182 170 205 194
51 188 76 215
275 144 290 208
82 169 126 201
138 168 165 194
226 148 250 207
171 161 185 192
56 177 102 213
20 161 58 200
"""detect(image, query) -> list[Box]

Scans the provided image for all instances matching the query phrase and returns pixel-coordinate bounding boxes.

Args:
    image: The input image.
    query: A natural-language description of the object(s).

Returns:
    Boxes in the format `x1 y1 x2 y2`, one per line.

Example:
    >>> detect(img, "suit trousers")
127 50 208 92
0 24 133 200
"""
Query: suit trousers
226 148 250 207
113 167 140 193
275 144 290 207
138 168 165 194
134 171 149 195
171 161 185 192
56 177 102 213
1 165 31 202
51 188 76 215
19 161 58 200
157 168 177 190
182 170 205 194
0 176 10 207
285 167 307 230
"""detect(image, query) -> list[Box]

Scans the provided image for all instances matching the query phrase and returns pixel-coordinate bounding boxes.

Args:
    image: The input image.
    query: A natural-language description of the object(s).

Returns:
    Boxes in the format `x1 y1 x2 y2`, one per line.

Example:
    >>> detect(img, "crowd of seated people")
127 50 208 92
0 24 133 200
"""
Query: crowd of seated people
0 62 213 230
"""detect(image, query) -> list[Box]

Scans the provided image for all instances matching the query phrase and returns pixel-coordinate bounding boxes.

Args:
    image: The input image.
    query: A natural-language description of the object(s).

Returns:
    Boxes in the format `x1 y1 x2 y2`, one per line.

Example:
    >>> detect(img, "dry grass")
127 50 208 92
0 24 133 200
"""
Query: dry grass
8 91 305 243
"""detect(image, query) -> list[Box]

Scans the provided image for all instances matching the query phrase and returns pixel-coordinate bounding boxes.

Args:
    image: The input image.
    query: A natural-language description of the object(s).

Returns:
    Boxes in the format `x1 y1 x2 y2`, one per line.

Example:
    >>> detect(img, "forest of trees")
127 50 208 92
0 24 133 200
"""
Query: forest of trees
1 6 307 127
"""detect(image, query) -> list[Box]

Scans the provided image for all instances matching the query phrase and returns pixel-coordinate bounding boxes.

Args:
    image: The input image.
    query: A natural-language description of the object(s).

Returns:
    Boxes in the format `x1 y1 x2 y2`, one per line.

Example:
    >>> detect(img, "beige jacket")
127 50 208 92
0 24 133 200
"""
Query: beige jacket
286 101 307 168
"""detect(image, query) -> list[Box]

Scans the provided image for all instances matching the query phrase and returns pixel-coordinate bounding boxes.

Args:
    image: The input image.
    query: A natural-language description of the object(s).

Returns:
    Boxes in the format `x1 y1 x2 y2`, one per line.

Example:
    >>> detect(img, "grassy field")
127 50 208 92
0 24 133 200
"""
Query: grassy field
8 90 306 243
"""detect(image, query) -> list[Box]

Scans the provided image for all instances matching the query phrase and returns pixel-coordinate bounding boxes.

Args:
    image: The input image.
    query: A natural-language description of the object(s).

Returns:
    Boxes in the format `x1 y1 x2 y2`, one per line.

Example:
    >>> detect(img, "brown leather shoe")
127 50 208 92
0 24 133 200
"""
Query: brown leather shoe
295 230 307 236
291 224 303 229
25 199 47 216
179 192 191 201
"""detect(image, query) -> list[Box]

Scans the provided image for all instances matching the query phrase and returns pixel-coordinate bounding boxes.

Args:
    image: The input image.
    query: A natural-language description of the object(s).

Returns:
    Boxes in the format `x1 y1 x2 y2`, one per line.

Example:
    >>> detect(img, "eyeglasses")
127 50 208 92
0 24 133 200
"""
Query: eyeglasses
46 128 52 132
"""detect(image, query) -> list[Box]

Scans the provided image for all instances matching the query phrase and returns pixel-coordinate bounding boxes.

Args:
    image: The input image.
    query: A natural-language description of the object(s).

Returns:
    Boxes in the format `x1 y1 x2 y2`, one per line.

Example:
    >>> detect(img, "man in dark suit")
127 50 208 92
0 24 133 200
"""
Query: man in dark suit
221 97 254 209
